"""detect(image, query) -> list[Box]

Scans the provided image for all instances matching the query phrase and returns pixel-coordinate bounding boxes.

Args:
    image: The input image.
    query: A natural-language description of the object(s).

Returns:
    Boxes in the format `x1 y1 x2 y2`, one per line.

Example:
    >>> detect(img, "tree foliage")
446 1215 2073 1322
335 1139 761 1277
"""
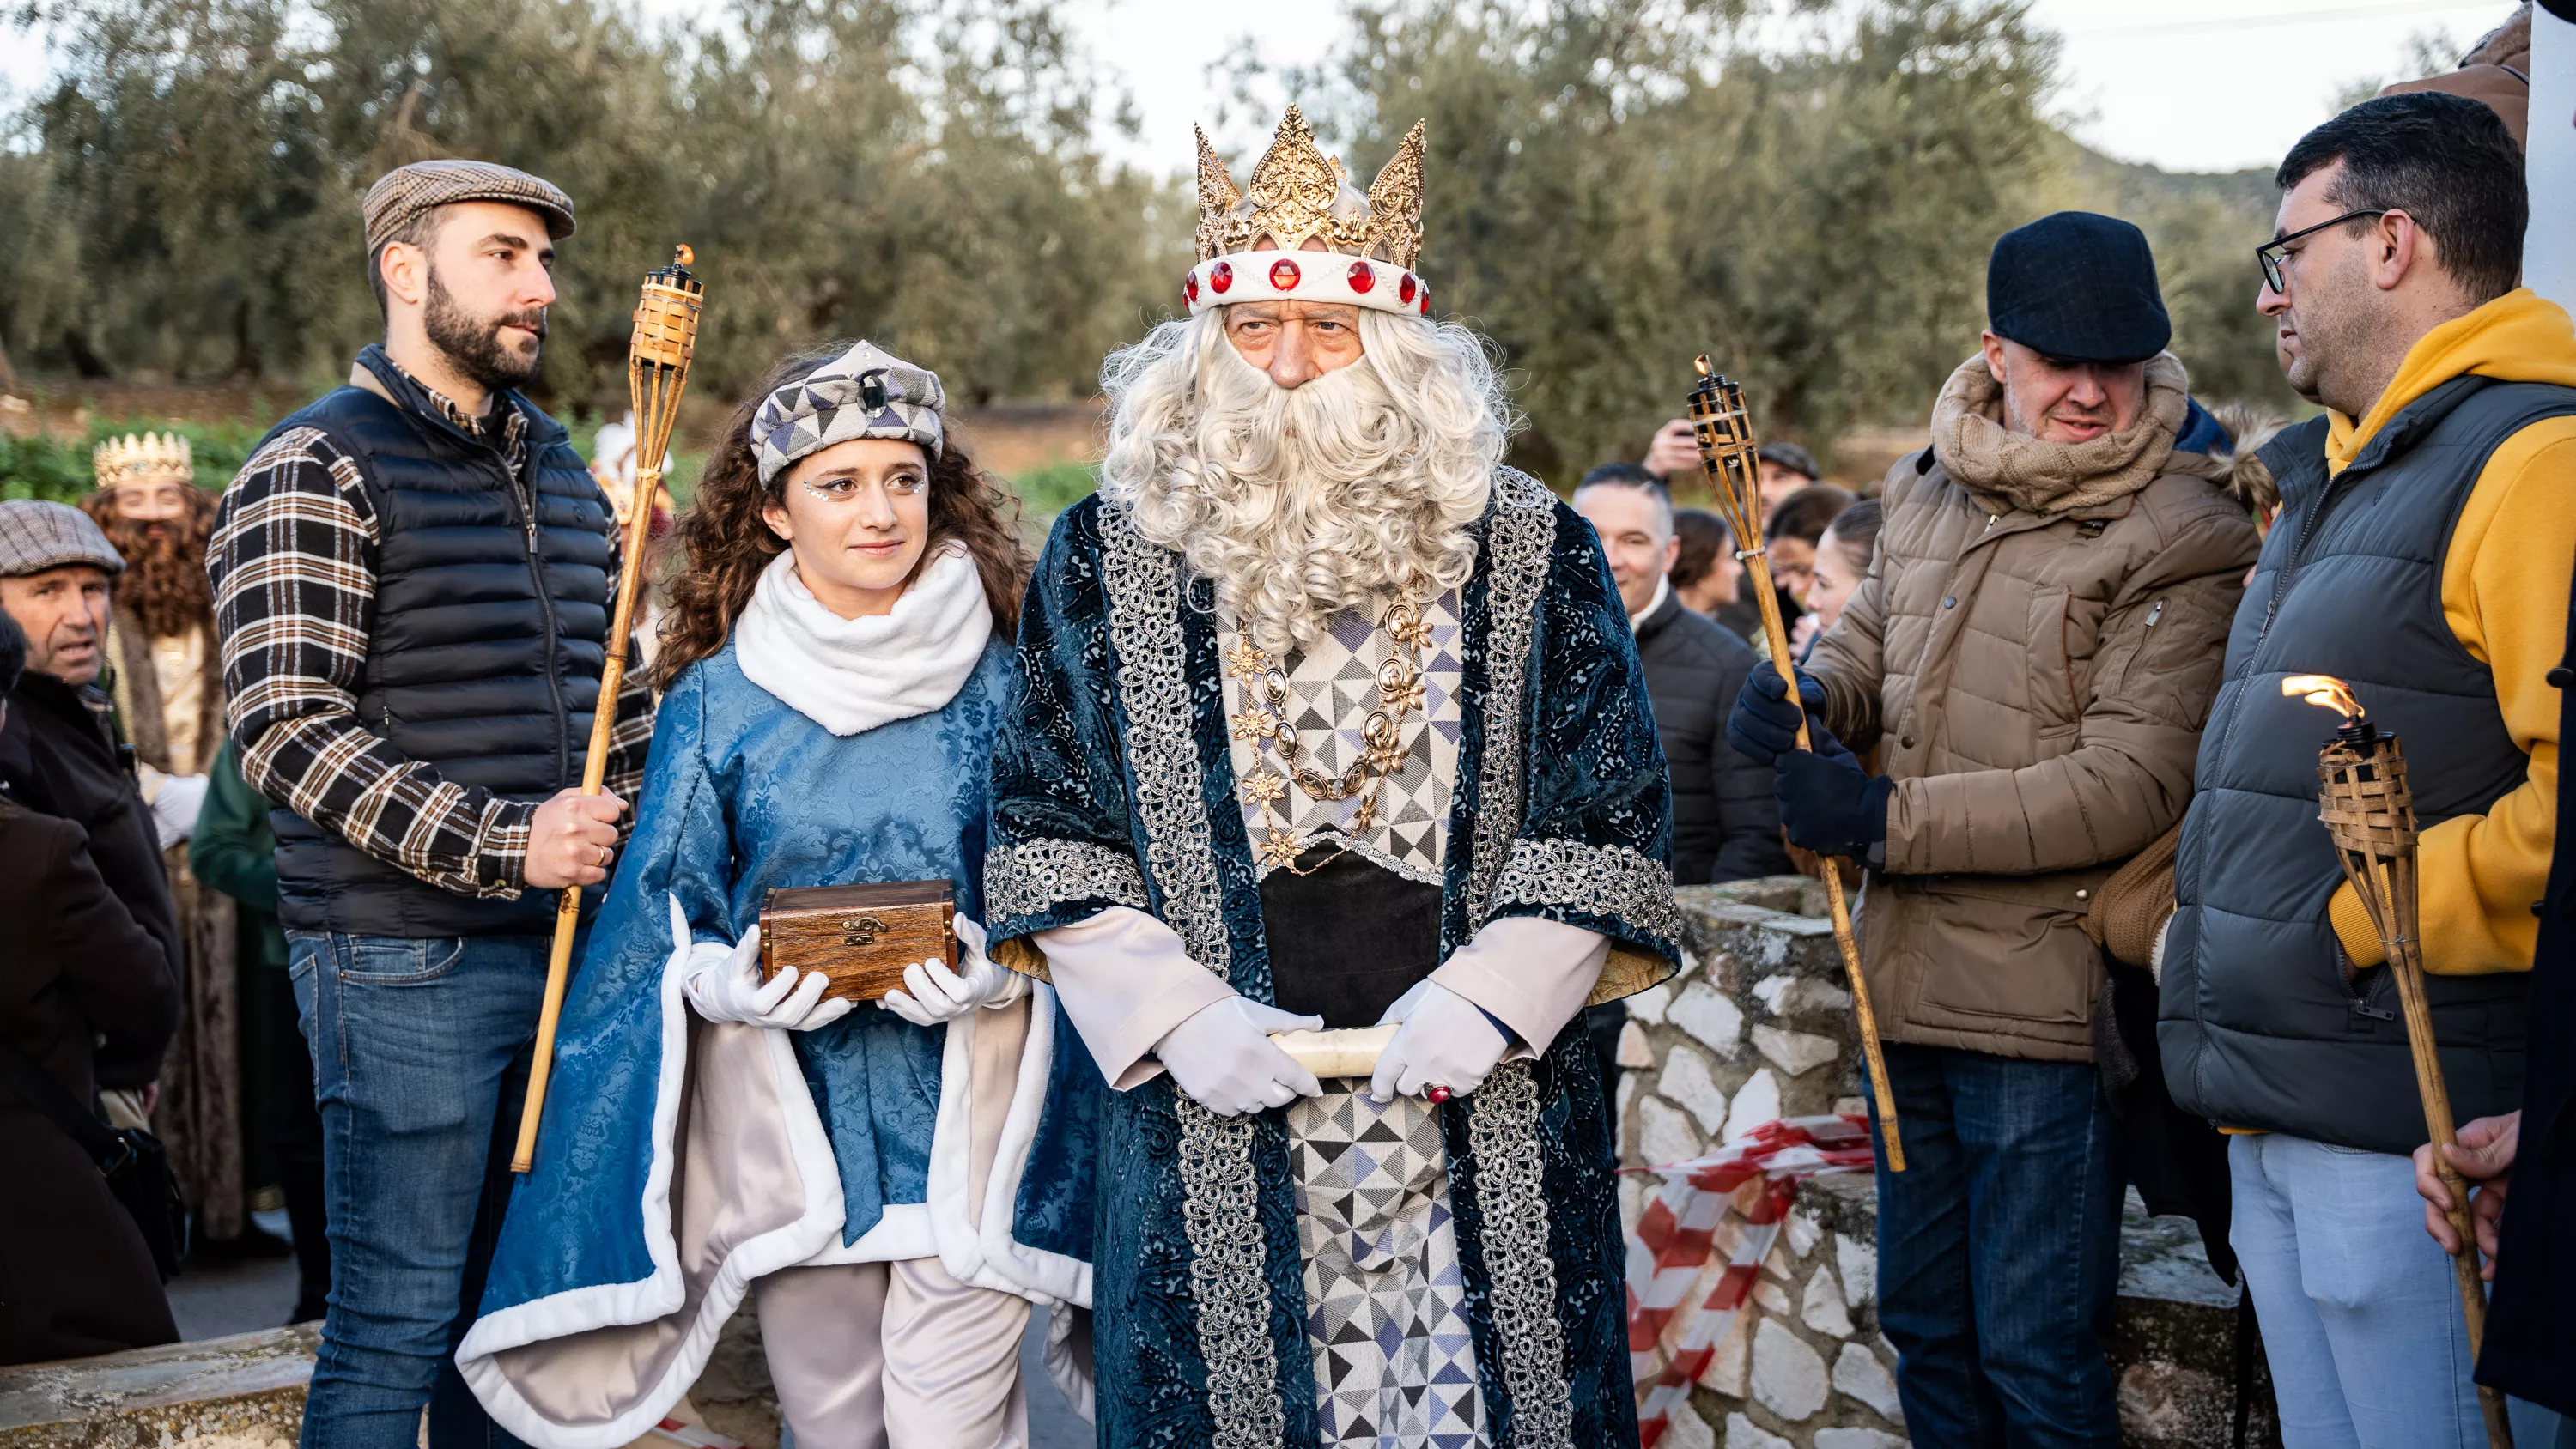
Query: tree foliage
4 0 2301 481
1290 0 2300 477
2 0 1183 411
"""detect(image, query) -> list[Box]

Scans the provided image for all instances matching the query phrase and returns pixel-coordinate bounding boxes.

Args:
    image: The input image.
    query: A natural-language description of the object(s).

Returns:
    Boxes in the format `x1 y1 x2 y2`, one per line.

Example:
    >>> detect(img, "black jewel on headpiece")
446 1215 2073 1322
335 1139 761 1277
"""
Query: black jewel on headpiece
858 368 890 414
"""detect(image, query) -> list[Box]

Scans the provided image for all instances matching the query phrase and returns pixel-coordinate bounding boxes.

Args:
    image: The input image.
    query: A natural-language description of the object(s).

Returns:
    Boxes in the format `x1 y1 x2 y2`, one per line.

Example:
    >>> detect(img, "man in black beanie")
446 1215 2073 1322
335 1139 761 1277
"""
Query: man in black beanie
1728 212 2257 1446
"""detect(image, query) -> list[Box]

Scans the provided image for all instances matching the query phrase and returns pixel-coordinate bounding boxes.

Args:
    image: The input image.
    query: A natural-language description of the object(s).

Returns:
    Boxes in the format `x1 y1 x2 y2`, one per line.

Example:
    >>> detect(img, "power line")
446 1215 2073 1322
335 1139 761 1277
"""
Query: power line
2061 0 2506 39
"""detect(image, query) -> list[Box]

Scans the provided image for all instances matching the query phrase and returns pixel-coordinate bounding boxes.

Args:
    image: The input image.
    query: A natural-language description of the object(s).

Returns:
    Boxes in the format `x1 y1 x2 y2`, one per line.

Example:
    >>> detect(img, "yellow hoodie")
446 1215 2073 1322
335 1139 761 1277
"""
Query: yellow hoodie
2323 289 2576 974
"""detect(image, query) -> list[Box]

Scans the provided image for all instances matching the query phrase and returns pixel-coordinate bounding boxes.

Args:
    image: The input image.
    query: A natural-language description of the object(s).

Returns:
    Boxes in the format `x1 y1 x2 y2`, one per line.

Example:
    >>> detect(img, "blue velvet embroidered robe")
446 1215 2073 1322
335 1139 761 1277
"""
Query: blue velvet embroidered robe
985 471 1682 1448
458 641 1099 1448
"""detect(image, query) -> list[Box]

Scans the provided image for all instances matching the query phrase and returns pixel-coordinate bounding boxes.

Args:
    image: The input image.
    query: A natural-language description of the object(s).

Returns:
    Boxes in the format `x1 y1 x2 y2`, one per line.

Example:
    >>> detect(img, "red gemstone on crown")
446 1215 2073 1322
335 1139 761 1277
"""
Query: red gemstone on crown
1185 273 1200 305
1269 258 1302 290
1210 260 1233 294
1398 271 1417 304
1347 261 1376 294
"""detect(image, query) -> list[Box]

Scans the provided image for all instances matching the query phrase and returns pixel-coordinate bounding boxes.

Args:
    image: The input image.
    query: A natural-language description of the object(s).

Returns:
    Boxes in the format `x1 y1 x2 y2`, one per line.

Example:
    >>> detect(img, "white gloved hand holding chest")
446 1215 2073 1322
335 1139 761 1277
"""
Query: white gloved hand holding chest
683 925 854 1032
880 916 1024 1026
1369 979 1509 1103
1152 996 1325 1117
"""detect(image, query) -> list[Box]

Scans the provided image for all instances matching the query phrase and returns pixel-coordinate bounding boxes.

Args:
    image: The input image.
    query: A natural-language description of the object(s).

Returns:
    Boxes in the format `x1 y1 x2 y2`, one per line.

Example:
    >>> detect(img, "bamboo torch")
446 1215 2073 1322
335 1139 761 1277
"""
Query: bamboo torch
512 246 705 1174
1687 357 1904 1171
2286 674 2512 1449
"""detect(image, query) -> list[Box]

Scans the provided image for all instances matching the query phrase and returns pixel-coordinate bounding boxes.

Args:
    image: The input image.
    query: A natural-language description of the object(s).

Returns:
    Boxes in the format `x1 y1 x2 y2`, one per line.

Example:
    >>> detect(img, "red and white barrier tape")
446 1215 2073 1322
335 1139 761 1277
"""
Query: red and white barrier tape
1625 1114 1876 1446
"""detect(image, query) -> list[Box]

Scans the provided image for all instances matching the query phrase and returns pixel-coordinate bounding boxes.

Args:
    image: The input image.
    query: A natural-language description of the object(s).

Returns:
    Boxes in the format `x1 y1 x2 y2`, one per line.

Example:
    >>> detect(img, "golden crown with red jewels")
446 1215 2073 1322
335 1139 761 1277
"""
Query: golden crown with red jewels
1185 106 1431 320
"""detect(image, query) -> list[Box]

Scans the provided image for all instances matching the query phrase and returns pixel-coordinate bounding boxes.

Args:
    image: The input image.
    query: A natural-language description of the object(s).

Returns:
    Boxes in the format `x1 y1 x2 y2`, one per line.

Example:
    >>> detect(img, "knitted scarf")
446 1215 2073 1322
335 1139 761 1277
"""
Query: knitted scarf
733 542 992 736
1928 351 2191 516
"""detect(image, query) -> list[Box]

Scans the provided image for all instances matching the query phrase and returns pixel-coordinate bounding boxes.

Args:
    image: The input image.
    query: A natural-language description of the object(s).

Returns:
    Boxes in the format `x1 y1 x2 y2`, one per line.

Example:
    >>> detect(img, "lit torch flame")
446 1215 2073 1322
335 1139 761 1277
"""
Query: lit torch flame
2282 674 2365 722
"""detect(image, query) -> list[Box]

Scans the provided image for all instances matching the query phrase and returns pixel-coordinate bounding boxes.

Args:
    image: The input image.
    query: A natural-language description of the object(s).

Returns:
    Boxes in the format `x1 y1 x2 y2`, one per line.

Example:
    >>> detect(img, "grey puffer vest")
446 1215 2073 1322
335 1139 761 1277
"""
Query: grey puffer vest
2161 375 2576 1155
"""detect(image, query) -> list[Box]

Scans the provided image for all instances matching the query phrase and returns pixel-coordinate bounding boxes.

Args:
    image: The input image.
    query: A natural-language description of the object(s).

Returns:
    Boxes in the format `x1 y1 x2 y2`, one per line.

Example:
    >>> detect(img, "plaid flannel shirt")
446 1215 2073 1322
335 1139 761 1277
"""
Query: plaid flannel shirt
209 356 653 900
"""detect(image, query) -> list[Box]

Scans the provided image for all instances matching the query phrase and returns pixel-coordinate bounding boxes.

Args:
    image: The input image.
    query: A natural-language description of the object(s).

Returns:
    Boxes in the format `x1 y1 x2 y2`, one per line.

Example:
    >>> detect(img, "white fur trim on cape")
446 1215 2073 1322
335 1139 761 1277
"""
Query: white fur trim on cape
454 894 1090 1448
734 540 993 737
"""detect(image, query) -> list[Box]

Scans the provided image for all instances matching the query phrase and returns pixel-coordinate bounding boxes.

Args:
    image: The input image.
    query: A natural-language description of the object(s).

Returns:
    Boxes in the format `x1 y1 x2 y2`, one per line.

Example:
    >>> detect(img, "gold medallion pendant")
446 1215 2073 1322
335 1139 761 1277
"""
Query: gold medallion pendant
1241 590 1427 878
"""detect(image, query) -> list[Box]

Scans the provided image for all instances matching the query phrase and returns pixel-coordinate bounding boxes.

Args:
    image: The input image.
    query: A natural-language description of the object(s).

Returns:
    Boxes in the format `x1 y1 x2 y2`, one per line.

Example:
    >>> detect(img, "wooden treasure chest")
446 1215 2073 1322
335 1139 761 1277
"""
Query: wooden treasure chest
757 880 956 1004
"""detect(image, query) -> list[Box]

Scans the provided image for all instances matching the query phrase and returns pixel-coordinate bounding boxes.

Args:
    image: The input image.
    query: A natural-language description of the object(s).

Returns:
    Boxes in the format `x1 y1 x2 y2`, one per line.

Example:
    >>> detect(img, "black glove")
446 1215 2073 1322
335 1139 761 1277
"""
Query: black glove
1727 666 1830 767
1776 745 1894 860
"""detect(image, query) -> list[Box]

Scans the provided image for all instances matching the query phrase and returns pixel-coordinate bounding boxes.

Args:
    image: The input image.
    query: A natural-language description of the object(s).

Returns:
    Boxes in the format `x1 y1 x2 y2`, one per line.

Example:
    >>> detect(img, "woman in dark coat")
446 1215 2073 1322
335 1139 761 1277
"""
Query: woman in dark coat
0 615 180 1365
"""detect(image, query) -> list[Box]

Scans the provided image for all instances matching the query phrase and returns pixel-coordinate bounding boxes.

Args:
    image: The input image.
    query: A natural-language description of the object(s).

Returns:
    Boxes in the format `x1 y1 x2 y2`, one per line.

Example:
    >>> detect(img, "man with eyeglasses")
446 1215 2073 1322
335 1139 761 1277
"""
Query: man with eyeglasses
2160 91 2576 1447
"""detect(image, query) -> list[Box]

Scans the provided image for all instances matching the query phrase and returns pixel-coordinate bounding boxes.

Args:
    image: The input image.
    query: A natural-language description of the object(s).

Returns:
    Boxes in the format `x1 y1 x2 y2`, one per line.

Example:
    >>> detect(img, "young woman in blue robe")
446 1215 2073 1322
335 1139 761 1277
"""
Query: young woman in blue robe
459 343 1097 1449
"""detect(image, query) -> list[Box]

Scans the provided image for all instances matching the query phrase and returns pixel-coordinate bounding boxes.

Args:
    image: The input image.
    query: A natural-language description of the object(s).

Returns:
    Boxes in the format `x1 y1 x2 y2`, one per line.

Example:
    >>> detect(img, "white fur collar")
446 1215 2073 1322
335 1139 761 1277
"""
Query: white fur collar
734 543 992 736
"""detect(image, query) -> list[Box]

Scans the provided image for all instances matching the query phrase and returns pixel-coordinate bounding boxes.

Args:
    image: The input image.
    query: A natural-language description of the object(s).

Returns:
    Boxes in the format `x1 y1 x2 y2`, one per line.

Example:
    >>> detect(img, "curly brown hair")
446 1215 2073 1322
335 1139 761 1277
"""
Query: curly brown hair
653 347 1031 691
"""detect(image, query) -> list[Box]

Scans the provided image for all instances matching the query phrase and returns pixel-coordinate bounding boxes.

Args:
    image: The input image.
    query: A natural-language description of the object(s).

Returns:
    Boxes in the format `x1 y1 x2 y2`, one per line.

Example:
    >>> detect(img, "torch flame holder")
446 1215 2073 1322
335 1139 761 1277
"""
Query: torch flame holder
2315 725 2512 1449
513 249 704 1178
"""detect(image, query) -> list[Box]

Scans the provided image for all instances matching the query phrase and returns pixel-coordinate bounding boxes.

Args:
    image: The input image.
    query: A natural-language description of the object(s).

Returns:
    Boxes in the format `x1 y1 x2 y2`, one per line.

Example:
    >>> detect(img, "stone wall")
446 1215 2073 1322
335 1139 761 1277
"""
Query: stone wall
1620 879 2279 1449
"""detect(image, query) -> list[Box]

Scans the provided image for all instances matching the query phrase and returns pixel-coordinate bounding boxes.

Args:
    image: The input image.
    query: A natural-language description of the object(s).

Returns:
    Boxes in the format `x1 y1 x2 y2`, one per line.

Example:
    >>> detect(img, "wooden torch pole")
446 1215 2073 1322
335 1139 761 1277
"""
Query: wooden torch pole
2295 676 2511 1449
512 247 704 1174
1686 357 1903 1171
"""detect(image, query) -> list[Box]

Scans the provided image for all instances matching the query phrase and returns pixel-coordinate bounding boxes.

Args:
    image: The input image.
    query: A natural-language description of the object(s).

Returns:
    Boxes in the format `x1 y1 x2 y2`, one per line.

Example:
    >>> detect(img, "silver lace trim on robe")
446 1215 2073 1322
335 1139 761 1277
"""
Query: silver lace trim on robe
1097 500 1285 1449
1096 476 1575 1448
984 837 1151 923
1493 838 1686 951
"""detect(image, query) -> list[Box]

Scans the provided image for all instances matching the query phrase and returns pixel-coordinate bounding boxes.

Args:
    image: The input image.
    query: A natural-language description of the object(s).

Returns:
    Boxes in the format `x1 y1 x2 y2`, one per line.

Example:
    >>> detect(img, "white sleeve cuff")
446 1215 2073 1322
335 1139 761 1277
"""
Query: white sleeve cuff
1036 906 1235 1088
1428 916 1611 1059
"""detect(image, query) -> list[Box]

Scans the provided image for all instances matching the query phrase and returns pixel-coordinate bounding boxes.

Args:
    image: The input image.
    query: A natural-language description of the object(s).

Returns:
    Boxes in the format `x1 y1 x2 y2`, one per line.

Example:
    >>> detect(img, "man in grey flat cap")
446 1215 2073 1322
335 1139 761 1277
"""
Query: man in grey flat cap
0 500 183 1113
206 160 650 1449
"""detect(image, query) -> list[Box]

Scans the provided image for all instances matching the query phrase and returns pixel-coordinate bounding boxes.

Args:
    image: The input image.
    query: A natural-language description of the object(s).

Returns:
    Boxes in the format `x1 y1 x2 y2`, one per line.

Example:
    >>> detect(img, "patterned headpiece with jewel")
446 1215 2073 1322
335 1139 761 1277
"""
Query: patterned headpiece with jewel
1184 106 1431 321
93 432 194 490
751 339 946 485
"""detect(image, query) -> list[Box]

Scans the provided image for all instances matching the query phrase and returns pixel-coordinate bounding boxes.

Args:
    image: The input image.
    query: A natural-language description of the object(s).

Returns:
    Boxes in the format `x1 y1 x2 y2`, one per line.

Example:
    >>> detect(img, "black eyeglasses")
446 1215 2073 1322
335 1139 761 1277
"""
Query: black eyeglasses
2257 209 2391 294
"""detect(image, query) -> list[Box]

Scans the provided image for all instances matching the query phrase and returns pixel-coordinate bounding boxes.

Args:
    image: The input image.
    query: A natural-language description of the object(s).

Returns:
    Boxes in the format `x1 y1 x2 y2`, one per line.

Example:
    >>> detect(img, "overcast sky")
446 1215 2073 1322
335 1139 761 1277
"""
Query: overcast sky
1057 0 2510 175
3 0 2512 177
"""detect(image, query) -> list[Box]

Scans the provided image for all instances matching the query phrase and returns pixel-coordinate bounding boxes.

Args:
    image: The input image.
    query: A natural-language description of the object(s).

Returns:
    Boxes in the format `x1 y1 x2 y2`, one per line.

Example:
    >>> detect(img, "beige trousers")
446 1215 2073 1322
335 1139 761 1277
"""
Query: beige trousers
755 1256 1030 1449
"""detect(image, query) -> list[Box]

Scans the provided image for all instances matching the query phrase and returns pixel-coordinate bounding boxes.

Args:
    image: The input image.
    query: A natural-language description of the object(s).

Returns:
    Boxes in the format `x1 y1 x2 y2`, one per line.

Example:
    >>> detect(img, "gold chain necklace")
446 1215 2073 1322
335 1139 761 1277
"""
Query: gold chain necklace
1226 590 1433 876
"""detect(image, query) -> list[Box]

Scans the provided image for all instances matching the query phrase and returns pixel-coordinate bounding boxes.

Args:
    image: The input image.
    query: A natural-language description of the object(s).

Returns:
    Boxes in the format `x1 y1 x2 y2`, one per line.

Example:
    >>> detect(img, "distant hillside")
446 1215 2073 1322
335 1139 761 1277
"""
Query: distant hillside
2050 141 2306 417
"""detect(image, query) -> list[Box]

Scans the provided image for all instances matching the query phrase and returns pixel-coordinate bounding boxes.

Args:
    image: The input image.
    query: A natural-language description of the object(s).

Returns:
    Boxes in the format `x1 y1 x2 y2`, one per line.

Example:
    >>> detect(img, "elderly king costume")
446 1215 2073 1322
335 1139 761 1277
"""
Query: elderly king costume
89 434 246 1239
985 112 1682 1449
458 344 1097 1448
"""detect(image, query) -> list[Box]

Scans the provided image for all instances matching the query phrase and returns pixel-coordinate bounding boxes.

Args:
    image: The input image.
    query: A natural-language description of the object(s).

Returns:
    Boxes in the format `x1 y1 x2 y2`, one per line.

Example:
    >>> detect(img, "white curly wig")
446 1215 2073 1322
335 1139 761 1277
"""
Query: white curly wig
1097 307 1514 654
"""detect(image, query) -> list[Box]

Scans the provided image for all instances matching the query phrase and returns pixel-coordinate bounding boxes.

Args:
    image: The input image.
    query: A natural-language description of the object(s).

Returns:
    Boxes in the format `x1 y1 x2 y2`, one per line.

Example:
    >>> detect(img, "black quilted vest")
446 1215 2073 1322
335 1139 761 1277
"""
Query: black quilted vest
264 347 616 937
2162 376 2576 1155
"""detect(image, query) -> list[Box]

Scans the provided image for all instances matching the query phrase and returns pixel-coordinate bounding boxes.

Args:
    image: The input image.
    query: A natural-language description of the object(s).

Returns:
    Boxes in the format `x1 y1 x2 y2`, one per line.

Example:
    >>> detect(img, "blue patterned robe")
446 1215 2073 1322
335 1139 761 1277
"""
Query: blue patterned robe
458 641 1099 1448
985 471 1681 1448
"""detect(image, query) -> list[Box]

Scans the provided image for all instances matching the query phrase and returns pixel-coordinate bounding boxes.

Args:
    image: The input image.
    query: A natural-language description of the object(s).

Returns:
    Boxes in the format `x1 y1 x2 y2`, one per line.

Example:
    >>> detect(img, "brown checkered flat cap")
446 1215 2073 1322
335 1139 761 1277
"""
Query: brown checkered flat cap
0 500 124 578
363 160 576 253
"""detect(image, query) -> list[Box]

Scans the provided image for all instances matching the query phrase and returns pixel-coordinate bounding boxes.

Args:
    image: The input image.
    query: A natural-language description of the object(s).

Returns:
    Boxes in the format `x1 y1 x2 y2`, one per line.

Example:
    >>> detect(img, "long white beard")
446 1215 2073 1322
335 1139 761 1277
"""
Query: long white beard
1101 312 1506 655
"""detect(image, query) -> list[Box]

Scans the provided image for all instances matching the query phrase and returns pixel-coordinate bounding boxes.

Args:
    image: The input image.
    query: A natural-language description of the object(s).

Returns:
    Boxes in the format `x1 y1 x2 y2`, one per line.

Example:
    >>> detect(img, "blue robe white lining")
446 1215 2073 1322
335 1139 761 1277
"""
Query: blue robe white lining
456 642 1094 1449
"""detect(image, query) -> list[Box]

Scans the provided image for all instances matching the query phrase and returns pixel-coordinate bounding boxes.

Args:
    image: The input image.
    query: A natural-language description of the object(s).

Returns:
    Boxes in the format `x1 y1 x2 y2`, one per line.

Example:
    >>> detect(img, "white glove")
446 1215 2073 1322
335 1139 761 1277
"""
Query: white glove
1370 979 1509 1103
149 773 210 849
880 918 1024 1026
1151 997 1325 1117
683 925 854 1031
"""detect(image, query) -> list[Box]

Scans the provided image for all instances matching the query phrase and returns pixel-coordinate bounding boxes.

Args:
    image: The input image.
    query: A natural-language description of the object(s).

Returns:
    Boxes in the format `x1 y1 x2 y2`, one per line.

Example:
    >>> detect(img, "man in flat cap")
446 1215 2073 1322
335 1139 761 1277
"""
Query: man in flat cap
0 500 183 1118
206 159 650 1449
1728 211 2257 1446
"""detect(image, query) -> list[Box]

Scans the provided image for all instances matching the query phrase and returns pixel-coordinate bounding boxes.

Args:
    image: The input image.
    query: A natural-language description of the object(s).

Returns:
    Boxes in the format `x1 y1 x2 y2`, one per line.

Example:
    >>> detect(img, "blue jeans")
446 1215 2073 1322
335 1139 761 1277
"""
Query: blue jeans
1871 1043 2125 1448
289 931 562 1449
2230 1132 2485 1448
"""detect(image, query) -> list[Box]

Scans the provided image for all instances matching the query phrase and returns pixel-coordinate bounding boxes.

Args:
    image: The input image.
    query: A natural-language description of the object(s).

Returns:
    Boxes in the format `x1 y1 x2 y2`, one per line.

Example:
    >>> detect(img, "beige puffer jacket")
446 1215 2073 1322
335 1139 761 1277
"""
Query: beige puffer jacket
1807 354 2260 1061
